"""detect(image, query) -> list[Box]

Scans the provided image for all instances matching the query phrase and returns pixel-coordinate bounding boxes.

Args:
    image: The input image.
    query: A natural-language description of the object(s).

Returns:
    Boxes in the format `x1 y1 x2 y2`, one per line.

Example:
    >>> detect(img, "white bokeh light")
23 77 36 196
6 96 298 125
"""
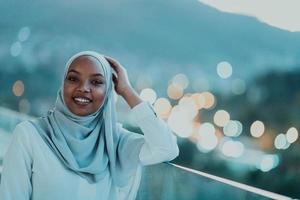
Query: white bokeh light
217 61 233 79
250 121 265 138
10 42 22 57
198 123 215 135
197 123 218 152
259 154 280 172
223 120 242 137
140 88 157 104
178 96 198 120
213 110 230 127
221 140 244 158
286 127 298 143
18 26 31 42
274 133 287 149
168 106 193 138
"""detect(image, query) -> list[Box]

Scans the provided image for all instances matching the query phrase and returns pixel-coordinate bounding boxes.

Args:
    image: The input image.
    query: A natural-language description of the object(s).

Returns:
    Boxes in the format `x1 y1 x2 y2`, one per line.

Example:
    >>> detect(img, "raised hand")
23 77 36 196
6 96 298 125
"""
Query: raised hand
105 56 142 108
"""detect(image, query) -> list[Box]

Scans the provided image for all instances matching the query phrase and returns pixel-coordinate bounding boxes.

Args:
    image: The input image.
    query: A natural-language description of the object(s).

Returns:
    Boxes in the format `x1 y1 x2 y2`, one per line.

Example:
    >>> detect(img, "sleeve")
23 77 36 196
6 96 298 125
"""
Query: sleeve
119 101 179 167
0 122 33 200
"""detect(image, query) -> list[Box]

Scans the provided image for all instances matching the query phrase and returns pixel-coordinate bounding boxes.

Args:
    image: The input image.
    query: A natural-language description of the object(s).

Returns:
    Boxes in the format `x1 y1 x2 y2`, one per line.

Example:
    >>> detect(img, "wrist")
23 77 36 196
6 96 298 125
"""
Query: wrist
120 87 142 108
120 85 134 97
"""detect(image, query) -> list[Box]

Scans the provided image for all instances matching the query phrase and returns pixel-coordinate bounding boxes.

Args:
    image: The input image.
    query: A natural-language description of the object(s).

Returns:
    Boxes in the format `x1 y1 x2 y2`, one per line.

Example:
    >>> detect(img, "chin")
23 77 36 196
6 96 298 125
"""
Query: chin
75 110 93 116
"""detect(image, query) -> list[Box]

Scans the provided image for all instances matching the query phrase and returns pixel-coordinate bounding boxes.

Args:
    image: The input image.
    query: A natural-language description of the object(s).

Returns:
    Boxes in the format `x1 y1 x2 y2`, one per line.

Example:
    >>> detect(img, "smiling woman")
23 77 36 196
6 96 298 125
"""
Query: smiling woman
0 51 179 200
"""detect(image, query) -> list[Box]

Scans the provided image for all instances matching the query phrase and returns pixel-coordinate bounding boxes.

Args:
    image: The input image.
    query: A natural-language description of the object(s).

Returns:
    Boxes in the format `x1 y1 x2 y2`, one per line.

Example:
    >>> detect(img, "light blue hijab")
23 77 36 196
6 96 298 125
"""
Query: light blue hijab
30 51 138 186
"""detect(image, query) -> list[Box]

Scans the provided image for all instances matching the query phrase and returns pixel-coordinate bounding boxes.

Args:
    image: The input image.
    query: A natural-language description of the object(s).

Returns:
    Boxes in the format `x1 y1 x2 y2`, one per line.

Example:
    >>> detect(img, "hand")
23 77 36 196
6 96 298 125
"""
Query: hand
104 56 133 96
105 55 142 108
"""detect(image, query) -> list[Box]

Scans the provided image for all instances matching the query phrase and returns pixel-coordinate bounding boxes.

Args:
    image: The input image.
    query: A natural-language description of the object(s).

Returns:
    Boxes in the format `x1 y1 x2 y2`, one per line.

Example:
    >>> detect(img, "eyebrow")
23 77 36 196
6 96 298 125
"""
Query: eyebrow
67 69 104 77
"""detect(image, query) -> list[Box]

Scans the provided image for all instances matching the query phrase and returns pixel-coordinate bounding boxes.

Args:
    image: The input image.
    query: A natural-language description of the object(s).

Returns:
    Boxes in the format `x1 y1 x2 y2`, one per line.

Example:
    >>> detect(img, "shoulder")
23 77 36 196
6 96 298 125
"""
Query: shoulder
14 120 36 131
11 120 39 148
13 120 37 137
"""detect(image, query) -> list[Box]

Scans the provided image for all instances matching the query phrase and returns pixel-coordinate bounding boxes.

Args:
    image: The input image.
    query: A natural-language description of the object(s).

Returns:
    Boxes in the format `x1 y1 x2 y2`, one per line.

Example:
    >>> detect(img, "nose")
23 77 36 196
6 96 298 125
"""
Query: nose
77 81 91 93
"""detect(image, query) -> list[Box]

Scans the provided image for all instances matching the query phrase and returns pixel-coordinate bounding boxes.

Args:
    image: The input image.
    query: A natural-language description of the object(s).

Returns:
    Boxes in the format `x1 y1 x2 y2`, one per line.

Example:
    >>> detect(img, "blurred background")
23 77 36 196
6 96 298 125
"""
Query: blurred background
1 0 300 199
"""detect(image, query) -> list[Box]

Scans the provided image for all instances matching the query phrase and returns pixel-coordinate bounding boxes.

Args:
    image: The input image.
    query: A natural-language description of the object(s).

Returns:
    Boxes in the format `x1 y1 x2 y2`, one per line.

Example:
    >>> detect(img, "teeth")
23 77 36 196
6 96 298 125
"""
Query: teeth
74 97 91 103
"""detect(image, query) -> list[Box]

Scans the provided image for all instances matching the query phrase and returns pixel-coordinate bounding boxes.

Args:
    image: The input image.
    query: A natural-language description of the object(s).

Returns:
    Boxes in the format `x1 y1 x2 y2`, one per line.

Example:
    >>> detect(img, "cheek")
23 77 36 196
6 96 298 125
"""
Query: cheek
63 84 74 102
93 88 106 105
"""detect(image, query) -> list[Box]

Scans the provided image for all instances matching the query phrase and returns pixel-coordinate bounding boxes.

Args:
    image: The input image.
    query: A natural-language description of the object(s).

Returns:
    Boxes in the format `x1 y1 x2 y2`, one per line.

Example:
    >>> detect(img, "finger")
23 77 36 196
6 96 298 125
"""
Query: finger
104 57 120 76
105 57 121 73
104 56 119 66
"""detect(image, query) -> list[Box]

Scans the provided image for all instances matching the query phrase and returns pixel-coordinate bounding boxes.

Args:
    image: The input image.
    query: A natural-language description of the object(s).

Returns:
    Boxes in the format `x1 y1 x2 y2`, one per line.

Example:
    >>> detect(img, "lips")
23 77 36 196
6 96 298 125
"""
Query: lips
72 96 92 105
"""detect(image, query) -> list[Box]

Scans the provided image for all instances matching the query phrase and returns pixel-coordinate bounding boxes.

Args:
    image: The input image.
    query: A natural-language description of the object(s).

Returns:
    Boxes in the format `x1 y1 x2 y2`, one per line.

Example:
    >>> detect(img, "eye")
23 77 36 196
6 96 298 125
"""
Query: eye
91 79 104 86
66 75 78 82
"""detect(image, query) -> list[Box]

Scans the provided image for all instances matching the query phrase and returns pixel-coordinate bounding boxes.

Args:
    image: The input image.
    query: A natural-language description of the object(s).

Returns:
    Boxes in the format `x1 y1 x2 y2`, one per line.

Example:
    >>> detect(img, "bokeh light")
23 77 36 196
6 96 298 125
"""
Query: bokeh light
202 92 215 109
10 41 22 57
221 139 244 158
18 26 31 42
217 61 233 79
259 154 280 172
168 106 193 138
286 127 298 143
250 120 265 138
198 122 215 135
213 110 230 127
140 88 157 104
223 120 242 137
12 80 25 97
274 133 287 149
191 93 206 110
154 98 172 118
167 83 184 100
19 98 31 114
197 123 218 152
172 73 189 89
178 96 198 120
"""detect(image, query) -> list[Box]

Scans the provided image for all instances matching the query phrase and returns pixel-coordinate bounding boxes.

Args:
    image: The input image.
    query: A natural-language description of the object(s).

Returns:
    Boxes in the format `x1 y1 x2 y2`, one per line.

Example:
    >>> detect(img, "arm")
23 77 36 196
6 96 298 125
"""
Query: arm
105 56 179 165
131 102 179 165
0 123 33 200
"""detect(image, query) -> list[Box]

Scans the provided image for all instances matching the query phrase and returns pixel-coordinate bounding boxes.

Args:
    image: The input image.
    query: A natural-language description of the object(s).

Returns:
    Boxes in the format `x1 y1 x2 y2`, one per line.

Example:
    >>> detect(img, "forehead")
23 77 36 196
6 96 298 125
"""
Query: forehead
68 55 105 75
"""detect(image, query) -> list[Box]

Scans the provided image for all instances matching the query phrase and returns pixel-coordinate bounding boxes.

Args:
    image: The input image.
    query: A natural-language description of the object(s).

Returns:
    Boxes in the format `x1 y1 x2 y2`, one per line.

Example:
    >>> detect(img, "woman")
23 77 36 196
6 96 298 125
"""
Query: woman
0 51 179 200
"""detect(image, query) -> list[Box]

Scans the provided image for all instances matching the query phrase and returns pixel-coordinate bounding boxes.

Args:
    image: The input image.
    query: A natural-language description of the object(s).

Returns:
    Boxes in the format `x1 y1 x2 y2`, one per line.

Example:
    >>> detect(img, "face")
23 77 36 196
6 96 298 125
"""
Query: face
63 55 106 116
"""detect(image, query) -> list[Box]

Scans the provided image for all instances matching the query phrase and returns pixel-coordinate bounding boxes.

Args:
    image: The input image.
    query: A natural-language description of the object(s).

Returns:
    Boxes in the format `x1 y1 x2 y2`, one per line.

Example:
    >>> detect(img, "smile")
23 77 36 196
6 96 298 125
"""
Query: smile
73 97 92 105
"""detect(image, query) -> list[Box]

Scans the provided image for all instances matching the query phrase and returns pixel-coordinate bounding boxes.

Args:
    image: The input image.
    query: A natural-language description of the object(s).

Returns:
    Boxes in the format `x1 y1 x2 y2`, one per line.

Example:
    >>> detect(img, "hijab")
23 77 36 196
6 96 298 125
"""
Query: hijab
29 51 137 186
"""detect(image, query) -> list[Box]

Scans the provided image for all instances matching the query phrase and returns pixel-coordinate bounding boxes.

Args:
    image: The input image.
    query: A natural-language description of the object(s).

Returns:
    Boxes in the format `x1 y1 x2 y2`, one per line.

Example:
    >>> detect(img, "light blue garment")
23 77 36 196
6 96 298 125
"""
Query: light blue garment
29 51 136 186
0 101 179 200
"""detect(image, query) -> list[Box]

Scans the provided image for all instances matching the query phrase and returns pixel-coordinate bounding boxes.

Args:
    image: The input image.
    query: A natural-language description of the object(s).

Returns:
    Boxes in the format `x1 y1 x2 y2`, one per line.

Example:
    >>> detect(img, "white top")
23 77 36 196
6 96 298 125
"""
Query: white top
0 102 179 200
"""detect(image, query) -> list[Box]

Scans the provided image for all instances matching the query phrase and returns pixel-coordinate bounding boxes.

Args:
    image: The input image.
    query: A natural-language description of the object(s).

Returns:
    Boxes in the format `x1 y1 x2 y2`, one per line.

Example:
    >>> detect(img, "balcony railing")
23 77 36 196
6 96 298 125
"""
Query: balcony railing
137 162 293 200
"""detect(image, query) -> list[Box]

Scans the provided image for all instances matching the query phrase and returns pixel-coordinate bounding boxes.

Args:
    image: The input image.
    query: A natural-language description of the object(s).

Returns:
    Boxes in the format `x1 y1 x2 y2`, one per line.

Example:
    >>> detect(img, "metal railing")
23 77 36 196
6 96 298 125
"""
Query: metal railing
136 162 294 200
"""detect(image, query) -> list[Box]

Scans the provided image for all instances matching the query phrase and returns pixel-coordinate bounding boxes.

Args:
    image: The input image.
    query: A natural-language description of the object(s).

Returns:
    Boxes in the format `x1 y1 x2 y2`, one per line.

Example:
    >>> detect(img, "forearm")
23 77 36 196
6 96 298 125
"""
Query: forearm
121 87 142 109
131 102 179 165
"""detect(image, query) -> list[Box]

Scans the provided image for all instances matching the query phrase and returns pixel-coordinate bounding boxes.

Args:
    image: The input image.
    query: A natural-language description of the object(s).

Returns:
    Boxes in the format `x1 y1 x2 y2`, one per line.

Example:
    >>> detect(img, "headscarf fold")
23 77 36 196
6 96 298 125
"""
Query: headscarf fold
29 51 134 186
